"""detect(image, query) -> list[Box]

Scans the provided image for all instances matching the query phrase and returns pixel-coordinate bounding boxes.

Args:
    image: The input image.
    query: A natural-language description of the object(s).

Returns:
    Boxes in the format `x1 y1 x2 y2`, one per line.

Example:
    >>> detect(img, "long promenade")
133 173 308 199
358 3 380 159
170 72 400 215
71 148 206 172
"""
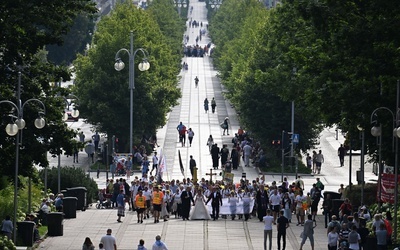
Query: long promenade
40 1 378 249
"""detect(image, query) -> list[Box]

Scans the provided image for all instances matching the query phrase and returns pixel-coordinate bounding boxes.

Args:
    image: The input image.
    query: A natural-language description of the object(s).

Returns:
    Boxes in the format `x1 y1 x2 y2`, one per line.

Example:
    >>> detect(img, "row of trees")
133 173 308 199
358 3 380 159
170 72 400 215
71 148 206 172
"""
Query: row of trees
73 1 185 152
208 0 400 164
0 0 185 181
0 0 97 180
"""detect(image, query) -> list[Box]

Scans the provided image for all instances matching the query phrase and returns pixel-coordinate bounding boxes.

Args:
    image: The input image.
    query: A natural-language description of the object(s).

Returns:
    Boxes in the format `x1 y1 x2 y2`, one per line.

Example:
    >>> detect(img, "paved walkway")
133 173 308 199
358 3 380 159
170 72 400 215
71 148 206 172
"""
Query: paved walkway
39 1 378 250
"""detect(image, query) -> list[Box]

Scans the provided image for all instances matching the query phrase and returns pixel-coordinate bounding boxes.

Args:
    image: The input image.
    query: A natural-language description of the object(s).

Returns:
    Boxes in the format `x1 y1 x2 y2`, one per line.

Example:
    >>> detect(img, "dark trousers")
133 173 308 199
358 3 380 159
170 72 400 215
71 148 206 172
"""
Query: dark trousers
324 210 332 227
277 231 286 250
212 204 220 219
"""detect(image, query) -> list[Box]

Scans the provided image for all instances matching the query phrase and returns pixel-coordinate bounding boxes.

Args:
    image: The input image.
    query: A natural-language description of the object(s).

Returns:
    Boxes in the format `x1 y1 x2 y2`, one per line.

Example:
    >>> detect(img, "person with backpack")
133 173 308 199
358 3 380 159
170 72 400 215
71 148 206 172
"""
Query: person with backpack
339 198 353 221
348 225 361 250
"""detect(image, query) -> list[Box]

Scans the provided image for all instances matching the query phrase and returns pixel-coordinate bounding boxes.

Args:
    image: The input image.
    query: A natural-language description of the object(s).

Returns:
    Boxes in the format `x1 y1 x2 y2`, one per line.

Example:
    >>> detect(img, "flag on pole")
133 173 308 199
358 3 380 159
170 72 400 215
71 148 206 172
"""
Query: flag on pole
178 150 184 176
158 148 167 173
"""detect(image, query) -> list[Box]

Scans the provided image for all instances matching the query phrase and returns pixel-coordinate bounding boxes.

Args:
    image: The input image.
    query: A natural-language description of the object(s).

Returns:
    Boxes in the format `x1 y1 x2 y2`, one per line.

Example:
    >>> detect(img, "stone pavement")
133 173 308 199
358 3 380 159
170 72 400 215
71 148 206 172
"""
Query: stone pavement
40 1 378 250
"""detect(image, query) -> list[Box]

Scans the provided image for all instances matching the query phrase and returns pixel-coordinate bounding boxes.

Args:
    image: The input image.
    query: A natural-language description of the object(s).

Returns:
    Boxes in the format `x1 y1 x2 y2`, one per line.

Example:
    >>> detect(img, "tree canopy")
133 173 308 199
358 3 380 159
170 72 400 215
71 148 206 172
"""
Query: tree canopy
73 2 182 152
0 0 97 180
209 0 400 164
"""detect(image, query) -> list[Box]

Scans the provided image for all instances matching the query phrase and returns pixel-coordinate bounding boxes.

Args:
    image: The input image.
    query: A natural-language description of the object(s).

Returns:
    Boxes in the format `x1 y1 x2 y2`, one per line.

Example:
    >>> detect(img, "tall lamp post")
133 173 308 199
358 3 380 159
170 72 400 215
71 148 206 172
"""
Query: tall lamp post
57 93 80 194
0 71 46 243
114 31 150 156
357 125 365 205
210 0 222 9
173 0 187 16
370 81 400 241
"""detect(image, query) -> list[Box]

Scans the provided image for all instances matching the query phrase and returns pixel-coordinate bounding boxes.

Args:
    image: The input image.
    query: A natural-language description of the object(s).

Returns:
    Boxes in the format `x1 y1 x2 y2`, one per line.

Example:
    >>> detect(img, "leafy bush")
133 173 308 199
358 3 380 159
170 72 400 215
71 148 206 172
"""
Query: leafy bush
343 183 378 208
0 175 43 224
0 235 16 250
39 167 98 205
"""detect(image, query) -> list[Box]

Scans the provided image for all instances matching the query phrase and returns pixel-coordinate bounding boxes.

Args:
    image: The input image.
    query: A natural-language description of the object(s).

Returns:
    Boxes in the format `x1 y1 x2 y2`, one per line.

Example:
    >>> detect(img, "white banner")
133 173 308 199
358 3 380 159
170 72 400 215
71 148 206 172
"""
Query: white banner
205 197 255 215
158 148 167 173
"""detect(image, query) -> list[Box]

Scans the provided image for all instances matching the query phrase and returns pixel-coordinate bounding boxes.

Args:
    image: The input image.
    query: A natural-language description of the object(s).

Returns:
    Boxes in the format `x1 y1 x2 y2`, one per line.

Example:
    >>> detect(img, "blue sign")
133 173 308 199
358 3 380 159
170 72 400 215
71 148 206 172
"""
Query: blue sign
292 134 299 144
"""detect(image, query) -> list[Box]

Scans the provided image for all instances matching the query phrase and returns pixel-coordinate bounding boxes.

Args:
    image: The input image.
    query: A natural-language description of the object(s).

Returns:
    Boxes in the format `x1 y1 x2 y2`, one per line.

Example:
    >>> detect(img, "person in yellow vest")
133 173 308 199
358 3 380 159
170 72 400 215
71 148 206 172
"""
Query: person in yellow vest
135 190 147 224
152 186 164 223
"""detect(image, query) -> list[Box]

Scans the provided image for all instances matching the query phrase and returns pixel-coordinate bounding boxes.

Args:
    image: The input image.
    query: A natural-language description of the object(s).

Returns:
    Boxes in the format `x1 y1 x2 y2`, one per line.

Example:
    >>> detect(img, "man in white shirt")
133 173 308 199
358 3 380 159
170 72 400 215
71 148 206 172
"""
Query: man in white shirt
151 152 158 176
143 186 152 219
295 190 306 226
269 188 281 224
242 143 252 167
100 229 117 250
263 209 274 250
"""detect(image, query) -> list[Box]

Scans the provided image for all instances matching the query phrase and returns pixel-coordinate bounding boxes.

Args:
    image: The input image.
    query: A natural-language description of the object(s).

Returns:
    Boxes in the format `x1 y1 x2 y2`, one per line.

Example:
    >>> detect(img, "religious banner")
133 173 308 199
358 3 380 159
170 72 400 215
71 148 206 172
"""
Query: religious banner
223 172 234 183
378 173 400 204
205 197 255 215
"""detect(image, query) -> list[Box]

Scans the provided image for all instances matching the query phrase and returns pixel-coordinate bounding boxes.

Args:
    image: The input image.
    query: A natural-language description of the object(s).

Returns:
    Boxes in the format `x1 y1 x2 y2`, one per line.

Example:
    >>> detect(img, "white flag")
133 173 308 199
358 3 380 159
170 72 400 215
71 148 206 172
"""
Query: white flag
158 148 167 173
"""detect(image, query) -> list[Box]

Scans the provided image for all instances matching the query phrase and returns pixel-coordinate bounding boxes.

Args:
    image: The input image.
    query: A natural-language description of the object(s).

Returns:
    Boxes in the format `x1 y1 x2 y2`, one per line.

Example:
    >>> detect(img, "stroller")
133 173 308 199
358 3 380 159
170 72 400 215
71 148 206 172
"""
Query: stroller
96 189 111 209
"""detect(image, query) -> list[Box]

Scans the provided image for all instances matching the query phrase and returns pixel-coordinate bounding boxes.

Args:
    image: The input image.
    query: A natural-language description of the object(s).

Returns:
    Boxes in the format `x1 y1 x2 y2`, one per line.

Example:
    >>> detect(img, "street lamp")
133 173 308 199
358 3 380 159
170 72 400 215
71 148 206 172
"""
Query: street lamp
370 81 400 241
357 125 365 205
59 93 80 194
114 31 150 156
174 0 187 16
210 0 222 9
0 71 46 243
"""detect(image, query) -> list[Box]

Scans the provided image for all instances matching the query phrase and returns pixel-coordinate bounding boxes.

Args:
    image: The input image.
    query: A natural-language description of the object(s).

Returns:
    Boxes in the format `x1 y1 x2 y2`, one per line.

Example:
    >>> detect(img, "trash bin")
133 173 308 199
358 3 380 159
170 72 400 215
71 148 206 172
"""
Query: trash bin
66 187 87 210
323 191 342 200
332 199 344 218
63 197 78 218
17 221 35 246
47 212 63 236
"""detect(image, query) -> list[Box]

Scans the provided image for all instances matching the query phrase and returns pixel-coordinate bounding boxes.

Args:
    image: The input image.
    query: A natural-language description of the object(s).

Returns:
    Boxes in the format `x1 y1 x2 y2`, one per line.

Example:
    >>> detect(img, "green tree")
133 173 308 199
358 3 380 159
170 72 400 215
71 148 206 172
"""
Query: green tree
73 2 181 151
47 14 96 65
147 0 187 57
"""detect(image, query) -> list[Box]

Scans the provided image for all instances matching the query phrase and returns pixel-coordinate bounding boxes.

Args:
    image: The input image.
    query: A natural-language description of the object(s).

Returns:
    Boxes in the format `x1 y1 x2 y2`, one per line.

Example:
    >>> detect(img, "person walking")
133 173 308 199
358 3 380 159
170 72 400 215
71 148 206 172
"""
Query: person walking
189 155 196 179
180 186 195 220
263 209 274 250
242 142 252 167
207 135 214 153
204 98 209 113
194 76 199 88
221 117 229 135
300 214 317 250
92 132 100 152
150 152 158 176
211 97 216 113
323 193 333 228
135 190 147 224
211 144 220 169
137 239 147 250
152 235 168 250
82 237 95 250
315 150 324 174
205 186 223 221
152 186 164 223
187 128 194 147
327 226 339 250
0 215 13 239
277 210 289 250
100 229 117 250
116 190 125 223
338 144 346 167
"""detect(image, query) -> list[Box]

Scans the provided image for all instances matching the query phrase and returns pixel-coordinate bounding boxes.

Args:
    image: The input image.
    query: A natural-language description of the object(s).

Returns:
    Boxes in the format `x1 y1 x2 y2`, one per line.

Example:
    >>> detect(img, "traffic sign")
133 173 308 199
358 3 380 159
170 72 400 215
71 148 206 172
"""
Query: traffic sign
292 134 299 144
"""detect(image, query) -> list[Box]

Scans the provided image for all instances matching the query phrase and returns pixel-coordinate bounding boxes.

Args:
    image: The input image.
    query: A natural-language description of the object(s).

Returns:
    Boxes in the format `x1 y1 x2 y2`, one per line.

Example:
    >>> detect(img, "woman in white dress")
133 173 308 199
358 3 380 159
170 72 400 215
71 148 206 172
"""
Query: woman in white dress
160 190 170 221
190 189 212 220
171 189 181 218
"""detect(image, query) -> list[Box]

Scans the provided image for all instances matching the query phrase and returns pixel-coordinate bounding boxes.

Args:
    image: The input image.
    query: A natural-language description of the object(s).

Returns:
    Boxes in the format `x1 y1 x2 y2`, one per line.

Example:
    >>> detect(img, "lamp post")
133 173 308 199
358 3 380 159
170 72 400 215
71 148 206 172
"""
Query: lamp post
357 125 365 205
174 0 187 16
210 0 222 9
370 81 400 241
114 31 150 156
0 71 46 243
56 94 80 194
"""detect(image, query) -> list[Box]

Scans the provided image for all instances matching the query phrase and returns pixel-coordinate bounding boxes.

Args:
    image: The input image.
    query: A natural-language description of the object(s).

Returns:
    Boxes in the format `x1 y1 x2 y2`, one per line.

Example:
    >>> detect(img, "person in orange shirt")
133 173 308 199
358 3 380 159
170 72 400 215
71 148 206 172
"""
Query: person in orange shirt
152 186 164 223
135 190 147 224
